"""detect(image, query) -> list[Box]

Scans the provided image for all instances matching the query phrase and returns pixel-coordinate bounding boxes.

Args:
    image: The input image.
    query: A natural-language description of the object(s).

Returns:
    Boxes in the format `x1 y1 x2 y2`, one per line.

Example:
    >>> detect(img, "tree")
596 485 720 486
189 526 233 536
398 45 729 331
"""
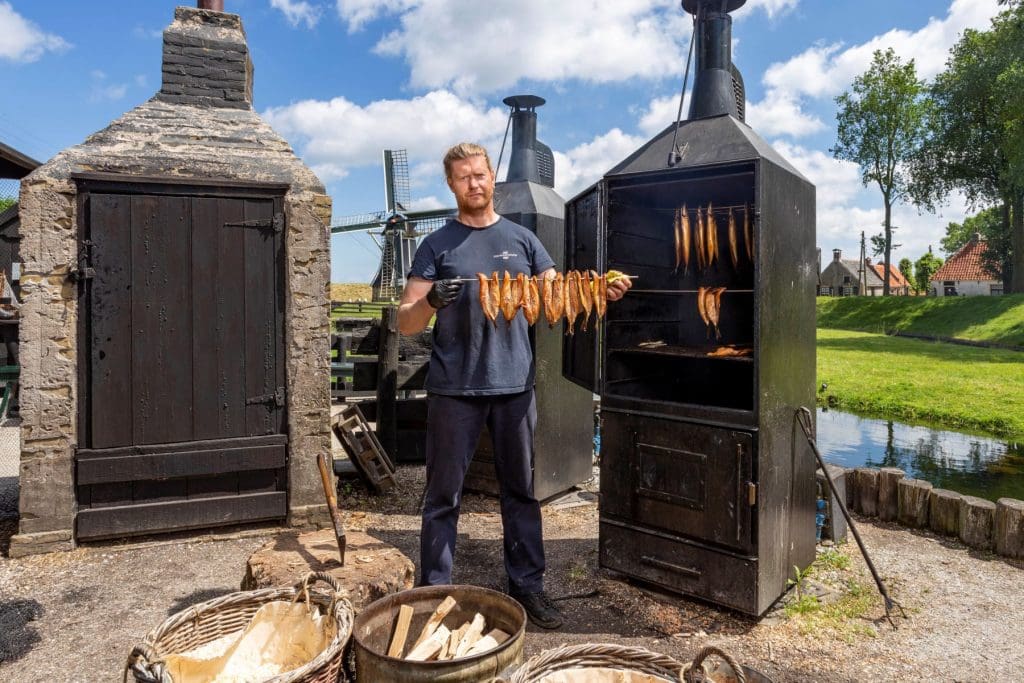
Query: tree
914 249 943 295
912 5 1024 292
833 49 929 296
898 257 914 292
870 229 901 258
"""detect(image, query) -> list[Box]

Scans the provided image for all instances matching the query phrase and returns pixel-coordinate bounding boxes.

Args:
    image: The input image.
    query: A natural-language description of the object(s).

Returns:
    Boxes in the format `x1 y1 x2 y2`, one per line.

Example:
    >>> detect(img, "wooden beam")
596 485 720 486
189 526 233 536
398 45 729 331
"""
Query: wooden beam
76 445 285 485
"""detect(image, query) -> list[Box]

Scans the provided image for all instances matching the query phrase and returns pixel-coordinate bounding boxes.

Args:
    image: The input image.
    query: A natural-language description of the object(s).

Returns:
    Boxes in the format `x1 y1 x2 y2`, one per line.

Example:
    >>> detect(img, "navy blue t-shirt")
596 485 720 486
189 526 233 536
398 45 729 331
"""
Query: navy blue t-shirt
408 217 555 396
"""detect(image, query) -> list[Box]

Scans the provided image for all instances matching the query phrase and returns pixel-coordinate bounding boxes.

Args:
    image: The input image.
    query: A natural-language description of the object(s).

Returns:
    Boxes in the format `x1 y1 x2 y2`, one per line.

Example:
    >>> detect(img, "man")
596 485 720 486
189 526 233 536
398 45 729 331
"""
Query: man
398 142 630 629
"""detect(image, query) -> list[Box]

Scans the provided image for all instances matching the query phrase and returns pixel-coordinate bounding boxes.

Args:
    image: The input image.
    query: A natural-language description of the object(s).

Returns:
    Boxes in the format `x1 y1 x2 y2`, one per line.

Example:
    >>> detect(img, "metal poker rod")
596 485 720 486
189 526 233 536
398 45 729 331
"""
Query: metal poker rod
448 274 640 283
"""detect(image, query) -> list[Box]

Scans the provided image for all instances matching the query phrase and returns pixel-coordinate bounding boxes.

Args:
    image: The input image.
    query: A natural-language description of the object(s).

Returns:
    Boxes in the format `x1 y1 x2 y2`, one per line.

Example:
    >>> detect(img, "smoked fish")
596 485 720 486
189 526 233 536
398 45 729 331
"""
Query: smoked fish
681 205 691 275
500 271 518 322
578 270 594 331
565 270 582 335
522 275 541 325
477 273 499 324
728 208 740 270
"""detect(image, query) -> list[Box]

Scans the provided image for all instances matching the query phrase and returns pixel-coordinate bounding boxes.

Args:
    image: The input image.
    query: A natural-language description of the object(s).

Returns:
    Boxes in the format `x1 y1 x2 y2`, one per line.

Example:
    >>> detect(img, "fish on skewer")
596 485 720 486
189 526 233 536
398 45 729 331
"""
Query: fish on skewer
744 203 753 262
696 286 710 333
728 208 740 270
707 286 726 340
543 272 565 327
522 275 541 325
500 271 518 323
591 270 607 322
680 205 691 275
695 207 706 272
578 270 594 331
511 272 525 311
673 208 683 274
477 273 499 325
706 202 718 270
565 270 582 335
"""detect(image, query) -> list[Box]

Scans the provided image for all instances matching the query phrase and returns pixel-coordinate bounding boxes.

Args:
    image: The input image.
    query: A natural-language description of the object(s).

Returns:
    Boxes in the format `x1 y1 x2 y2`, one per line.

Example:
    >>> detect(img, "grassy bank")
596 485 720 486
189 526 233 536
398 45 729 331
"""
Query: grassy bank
816 328 1024 439
816 294 1024 347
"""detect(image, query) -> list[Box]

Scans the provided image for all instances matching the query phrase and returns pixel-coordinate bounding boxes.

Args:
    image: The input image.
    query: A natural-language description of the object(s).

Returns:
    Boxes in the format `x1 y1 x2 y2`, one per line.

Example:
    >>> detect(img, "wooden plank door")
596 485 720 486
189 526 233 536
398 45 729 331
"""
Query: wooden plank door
74 181 288 540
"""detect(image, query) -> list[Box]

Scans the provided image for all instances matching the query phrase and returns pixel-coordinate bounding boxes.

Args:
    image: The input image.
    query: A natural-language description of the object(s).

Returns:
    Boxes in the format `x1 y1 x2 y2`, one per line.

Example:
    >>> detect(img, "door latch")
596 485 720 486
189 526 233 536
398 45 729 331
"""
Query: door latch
246 386 285 407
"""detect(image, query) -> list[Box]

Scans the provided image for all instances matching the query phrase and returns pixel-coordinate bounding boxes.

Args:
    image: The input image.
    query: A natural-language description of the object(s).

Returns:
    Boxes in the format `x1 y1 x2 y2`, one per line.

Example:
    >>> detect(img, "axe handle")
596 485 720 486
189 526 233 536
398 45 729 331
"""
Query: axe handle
316 453 347 566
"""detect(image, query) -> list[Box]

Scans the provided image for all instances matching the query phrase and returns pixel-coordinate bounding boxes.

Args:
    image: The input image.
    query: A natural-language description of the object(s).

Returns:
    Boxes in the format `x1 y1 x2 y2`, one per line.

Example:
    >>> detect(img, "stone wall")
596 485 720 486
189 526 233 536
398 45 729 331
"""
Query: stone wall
10 6 332 556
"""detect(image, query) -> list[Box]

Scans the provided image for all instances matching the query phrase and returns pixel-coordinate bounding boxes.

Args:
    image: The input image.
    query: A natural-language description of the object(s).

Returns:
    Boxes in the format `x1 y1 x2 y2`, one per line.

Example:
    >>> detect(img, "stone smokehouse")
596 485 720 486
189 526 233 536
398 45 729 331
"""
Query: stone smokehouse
11 5 332 555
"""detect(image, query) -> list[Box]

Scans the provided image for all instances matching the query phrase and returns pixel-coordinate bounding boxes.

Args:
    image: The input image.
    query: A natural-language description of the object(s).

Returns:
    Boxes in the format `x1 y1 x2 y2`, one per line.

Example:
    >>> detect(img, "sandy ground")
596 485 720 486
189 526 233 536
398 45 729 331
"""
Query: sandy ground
2 461 1023 682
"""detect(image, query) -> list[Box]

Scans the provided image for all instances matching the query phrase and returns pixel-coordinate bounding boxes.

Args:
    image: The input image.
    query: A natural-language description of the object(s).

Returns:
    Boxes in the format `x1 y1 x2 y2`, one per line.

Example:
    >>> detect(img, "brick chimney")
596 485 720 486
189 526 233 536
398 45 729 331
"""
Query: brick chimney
156 6 253 110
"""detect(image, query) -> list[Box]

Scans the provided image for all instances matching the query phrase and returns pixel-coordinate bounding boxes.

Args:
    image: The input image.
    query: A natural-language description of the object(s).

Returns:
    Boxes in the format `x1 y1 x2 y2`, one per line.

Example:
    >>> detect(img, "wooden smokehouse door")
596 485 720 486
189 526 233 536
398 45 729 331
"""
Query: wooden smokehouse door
74 180 288 541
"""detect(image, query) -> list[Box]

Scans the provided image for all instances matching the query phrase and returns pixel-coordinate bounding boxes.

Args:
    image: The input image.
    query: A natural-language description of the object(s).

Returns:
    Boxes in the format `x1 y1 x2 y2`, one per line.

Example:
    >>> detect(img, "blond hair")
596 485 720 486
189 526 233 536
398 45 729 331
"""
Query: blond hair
443 142 492 179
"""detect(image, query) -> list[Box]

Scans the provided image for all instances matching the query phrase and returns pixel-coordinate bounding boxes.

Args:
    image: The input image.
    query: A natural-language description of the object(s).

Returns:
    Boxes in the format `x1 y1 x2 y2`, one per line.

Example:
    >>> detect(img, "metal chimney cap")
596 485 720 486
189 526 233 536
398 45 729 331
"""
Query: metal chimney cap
681 0 745 14
503 95 546 110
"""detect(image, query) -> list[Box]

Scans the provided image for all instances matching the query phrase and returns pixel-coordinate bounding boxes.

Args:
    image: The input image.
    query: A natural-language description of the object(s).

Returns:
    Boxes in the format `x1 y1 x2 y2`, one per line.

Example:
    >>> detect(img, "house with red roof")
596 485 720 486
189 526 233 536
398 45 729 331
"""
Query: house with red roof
870 261 910 296
930 234 1002 296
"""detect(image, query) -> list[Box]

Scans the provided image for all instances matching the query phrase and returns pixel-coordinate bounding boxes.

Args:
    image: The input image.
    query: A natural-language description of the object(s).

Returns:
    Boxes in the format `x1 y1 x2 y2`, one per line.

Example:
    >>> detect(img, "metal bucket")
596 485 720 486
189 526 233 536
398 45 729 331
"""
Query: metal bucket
352 584 526 682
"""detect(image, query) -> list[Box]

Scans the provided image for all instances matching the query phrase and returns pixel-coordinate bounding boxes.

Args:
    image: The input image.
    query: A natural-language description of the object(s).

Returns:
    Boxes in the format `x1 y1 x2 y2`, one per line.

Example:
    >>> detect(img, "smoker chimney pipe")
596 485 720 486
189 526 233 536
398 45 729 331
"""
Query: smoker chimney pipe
682 0 745 120
503 95 546 184
198 0 224 11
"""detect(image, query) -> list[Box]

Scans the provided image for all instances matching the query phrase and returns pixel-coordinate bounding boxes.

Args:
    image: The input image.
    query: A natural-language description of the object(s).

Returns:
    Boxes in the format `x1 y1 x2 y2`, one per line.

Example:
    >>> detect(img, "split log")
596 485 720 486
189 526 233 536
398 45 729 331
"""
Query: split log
411 595 457 650
877 468 904 522
406 624 451 661
897 478 932 528
959 495 996 550
455 613 487 658
853 468 878 517
465 629 511 657
441 621 470 661
387 604 415 658
994 498 1024 559
928 489 962 537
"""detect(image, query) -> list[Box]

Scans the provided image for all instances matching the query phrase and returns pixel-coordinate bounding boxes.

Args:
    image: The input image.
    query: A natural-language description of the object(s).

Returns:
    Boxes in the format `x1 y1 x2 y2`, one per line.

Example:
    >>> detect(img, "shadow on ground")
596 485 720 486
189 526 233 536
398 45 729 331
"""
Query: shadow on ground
166 588 237 617
0 598 43 664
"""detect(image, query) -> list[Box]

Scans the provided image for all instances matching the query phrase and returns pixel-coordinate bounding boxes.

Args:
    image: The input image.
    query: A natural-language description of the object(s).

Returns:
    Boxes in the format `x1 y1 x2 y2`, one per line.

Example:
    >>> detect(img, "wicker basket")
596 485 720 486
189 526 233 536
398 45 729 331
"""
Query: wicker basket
503 643 686 683
124 571 354 683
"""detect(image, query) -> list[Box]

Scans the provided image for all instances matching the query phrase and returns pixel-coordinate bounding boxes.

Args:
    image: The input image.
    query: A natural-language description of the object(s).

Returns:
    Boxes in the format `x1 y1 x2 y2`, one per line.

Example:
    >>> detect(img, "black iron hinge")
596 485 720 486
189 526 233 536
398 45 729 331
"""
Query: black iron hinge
246 386 285 407
69 239 95 283
223 212 284 234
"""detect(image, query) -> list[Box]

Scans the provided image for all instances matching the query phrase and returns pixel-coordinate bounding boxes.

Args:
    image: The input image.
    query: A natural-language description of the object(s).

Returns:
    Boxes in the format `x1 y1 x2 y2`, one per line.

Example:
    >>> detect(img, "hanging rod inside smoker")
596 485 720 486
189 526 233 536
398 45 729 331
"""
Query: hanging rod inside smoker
610 202 753 214
630 288 753 294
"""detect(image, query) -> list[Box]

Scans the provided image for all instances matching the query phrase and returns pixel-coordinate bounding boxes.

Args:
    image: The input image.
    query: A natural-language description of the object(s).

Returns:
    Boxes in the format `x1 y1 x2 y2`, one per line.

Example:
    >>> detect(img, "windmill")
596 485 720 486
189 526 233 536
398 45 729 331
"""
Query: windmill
332 150 455 301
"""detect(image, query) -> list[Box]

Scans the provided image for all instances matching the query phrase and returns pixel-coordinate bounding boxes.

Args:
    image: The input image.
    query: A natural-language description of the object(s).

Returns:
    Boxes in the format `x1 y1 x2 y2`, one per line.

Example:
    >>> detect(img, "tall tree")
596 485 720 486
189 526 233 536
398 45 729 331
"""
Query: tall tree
833 49 929 295
898 257 914 293
914 249 943 295
912 5 1024 292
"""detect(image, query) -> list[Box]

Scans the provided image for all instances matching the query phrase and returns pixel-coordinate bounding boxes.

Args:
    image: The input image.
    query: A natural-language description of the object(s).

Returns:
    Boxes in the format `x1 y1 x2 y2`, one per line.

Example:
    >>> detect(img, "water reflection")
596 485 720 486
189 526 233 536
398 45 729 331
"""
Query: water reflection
815 408 1024 502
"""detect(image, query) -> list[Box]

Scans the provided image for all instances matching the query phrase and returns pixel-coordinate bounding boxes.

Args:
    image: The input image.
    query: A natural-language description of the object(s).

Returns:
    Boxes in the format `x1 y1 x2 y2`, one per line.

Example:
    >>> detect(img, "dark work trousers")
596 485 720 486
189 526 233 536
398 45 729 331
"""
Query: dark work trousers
420 389 545 594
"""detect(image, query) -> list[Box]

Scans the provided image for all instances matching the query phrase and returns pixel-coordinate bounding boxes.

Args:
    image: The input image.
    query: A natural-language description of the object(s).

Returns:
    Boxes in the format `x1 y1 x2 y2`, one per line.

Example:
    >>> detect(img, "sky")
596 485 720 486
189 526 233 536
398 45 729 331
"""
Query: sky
0 0 1007 283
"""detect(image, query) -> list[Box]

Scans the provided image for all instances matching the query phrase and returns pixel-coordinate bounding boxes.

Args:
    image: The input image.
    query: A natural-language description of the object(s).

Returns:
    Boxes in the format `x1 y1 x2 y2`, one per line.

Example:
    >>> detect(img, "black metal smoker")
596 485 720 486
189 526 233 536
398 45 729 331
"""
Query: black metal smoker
464 95 595 501
563 0 817 615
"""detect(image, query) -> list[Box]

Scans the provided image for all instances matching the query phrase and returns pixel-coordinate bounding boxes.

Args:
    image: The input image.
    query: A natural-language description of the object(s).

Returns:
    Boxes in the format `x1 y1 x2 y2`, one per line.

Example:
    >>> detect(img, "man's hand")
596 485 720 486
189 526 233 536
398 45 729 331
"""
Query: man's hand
426 279 464 309
607 274 632 302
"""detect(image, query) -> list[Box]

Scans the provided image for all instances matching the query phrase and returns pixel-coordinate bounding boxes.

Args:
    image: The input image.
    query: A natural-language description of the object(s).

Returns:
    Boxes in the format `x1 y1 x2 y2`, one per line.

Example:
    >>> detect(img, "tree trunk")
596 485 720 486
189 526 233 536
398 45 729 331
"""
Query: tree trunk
1002 202 1013 292
883 200 892 296
1011 192 1024 294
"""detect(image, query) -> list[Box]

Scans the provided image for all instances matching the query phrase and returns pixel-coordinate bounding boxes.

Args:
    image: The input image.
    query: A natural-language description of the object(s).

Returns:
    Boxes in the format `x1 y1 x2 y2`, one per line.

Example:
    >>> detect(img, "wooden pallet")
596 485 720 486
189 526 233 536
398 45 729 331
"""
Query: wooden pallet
332 403 396 493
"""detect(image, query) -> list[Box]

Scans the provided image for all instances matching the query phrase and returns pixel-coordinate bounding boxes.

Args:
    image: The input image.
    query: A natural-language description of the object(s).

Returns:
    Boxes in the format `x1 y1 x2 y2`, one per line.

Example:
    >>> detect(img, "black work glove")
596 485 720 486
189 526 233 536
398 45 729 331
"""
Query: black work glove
426 278 464 309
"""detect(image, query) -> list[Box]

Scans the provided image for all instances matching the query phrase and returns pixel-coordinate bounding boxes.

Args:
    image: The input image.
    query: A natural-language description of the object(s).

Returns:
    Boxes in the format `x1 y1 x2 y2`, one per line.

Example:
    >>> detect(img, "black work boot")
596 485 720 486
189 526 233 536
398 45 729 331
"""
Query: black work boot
509 589 563 629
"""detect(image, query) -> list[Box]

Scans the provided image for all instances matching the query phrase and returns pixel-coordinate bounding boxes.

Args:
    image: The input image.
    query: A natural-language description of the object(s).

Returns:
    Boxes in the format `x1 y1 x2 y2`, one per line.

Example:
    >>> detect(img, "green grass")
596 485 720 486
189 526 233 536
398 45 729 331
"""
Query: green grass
817 328 1024 439
782 547 879 641
816 295 1024 347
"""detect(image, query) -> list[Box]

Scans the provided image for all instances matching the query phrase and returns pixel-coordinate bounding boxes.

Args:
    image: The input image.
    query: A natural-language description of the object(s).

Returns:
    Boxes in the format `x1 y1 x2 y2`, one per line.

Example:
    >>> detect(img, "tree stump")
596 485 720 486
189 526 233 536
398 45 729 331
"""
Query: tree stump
928 488 962 537
844 466 857 509
854 468 878 517
994 498 1024 559
958 496 996 551
897 478 932 528
243 529 415 611
878 467 904 522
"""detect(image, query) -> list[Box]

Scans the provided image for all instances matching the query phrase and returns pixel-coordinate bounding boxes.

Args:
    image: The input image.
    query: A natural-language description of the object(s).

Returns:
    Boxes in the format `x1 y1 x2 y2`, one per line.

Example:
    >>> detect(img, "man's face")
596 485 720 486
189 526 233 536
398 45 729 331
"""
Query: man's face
447 155 494 213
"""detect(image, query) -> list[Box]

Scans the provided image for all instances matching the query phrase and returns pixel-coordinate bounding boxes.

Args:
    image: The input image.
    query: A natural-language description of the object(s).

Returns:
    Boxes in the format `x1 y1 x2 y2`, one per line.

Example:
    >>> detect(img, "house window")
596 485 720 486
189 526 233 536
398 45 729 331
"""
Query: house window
943 281 957 296
991 285 1003 296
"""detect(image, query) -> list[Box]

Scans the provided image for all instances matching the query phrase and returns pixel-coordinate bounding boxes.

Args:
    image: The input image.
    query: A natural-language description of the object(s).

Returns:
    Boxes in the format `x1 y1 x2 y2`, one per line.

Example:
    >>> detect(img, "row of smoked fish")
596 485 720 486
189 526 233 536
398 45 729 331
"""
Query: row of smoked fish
476 270 621 333
674 203 753 274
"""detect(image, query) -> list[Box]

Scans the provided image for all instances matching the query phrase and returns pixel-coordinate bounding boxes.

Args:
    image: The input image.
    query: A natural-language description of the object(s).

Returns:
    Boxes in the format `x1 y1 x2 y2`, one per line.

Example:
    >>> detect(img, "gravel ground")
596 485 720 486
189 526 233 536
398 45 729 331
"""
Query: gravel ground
1 464 1022 682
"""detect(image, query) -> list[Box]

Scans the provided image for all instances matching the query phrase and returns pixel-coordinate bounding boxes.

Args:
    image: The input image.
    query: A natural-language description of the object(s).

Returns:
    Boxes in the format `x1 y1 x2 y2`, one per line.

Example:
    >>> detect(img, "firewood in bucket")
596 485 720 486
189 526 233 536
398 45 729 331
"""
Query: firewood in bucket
454 612 486 658
465 629 510 657
410 595 457 650
386 604 414 658
406 624 450 661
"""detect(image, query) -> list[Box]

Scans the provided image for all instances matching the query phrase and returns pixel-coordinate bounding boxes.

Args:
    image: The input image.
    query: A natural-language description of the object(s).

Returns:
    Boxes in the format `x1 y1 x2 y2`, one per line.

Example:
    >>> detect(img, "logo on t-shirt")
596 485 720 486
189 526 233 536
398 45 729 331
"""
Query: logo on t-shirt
493 250 520 261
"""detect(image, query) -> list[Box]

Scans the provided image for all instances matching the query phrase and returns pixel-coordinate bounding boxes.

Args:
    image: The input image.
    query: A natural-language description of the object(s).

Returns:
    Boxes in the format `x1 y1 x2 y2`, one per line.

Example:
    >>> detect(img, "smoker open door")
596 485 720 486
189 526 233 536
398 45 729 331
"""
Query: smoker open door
562 181 605 392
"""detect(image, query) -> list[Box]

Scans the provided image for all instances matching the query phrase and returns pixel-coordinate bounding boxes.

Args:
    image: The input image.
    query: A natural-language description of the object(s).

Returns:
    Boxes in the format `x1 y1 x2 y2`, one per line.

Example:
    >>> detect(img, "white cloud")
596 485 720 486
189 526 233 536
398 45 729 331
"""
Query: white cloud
407 195 448 211
553 128 646 199
270 0 323 28
263 90 508 182
89 70 128 102
637 94 690 137
748 0 1001 140
0 1 70 62
735 0 799 20
338 0 689 94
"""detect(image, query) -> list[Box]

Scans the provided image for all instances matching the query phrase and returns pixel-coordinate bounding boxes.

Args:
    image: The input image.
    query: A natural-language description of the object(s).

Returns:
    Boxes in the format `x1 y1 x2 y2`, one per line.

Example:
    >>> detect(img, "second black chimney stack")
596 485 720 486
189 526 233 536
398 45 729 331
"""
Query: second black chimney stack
684 0 745 121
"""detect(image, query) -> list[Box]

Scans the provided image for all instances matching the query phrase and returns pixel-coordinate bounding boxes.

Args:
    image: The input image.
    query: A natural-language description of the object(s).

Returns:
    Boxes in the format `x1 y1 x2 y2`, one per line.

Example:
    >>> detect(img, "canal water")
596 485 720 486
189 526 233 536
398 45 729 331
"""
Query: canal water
815 408 1024 503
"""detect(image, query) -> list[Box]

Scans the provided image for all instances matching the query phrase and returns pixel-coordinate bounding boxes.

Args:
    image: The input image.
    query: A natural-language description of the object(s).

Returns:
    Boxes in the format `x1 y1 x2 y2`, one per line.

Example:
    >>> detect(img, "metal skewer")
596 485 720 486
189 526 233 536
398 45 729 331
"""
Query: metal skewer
448 274 640 282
